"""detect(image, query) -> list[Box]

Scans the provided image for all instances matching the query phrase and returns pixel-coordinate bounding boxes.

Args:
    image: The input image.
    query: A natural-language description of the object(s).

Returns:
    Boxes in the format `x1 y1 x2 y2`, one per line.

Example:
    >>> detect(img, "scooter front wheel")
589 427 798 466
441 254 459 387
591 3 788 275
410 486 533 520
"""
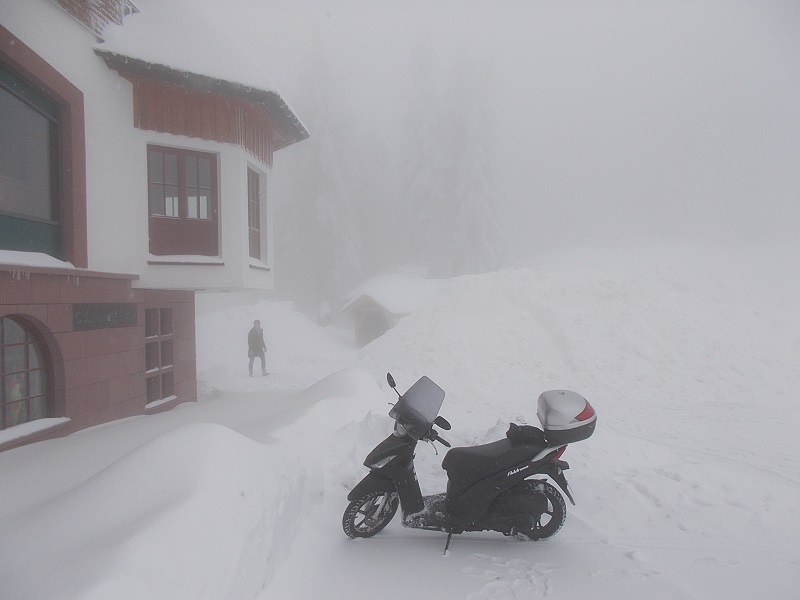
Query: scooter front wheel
342 491 399 539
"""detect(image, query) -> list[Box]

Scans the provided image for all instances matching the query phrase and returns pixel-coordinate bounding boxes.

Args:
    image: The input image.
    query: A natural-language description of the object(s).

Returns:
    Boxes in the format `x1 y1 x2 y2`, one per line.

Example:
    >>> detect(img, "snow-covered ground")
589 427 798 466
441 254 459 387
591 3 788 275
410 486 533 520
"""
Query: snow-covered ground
1 244 799 599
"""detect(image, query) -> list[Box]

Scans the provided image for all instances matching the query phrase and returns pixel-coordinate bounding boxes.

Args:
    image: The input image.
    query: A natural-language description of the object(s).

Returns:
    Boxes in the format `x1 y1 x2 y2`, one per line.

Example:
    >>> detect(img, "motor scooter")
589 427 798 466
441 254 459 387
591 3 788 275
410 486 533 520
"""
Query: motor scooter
342 373 597 549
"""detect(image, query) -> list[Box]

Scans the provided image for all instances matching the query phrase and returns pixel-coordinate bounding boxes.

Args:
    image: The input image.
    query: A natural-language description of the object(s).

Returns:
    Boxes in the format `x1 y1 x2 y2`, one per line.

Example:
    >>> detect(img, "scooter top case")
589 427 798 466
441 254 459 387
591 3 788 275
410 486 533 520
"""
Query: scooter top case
537 390 597 446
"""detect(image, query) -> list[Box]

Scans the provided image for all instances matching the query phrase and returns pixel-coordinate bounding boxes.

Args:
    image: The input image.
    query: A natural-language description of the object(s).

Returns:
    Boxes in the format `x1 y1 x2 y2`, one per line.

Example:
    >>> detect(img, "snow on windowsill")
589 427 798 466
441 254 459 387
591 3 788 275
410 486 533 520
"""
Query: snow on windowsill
145 395 177 410
0 417 71 446
0 250 76 270
148 254 225 265
248 258 271 271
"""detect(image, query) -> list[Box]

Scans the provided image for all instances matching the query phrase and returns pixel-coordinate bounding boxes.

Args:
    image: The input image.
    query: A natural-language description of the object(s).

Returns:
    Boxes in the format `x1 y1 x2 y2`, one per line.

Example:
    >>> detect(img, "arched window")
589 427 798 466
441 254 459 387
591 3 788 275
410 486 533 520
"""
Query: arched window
1 317 49 429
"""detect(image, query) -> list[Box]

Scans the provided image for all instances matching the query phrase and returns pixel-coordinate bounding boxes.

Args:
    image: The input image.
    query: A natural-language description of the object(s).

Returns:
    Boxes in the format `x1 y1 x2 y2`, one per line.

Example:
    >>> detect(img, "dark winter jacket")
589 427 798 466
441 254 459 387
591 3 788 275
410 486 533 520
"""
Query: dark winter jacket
248 327 266 357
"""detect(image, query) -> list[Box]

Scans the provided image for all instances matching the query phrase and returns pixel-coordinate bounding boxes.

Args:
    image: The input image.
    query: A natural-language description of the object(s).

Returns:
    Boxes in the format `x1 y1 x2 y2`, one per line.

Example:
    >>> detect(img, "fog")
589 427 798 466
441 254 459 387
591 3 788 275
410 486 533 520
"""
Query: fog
195 0 800 310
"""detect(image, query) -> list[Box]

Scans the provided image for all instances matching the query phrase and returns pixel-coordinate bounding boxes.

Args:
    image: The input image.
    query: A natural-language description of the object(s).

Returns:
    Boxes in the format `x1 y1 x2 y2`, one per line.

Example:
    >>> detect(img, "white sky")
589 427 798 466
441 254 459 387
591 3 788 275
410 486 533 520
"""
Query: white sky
193 0 800 251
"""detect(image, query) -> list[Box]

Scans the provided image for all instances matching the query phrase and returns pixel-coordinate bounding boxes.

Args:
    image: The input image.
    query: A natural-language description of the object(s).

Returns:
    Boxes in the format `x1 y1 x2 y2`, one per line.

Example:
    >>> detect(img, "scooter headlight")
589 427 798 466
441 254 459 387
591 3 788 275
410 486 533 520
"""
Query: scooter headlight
394 421 408 437
368 455 396 469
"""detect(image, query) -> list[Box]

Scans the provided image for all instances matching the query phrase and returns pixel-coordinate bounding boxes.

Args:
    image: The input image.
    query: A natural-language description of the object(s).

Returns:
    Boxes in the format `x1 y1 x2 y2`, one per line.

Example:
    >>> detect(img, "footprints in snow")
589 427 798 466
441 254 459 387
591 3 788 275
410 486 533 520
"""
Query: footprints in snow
463 554 552 599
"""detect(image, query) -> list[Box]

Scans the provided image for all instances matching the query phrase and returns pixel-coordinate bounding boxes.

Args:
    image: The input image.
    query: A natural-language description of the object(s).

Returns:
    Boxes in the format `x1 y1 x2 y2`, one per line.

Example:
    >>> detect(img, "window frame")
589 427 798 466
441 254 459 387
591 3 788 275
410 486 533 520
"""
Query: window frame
144 307 175 406
0 68 61 223
0 25 87 267
247 167 262 260
146 144 219 256
1 317 50 430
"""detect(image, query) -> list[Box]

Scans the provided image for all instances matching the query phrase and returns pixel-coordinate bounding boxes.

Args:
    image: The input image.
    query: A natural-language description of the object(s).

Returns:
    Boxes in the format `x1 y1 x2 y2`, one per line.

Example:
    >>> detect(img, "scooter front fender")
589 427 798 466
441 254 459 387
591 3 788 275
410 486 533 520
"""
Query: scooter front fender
347 472 396 501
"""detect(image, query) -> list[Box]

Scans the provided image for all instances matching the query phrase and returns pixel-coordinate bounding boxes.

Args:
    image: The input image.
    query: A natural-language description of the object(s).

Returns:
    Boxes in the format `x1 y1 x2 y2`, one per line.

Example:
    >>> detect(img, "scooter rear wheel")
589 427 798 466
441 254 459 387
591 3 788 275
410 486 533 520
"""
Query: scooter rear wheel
510 480 567 541
342 491 399 539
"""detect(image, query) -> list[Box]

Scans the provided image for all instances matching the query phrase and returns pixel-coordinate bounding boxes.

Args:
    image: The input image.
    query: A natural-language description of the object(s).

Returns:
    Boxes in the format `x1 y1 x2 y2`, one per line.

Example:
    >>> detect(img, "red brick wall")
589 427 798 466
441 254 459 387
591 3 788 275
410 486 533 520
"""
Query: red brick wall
53 0 129 38
0 267 197 451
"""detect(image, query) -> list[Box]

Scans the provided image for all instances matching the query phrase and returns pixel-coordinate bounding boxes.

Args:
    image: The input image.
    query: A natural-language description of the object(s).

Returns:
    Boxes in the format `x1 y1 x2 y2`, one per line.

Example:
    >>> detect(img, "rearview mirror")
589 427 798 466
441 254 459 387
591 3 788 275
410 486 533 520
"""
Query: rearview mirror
387 373 396 389
434 416 451 430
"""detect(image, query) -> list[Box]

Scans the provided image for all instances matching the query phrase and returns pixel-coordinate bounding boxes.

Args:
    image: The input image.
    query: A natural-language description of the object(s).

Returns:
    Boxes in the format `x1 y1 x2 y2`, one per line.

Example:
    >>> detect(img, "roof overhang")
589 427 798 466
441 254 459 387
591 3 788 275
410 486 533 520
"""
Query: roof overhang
94 49 309 150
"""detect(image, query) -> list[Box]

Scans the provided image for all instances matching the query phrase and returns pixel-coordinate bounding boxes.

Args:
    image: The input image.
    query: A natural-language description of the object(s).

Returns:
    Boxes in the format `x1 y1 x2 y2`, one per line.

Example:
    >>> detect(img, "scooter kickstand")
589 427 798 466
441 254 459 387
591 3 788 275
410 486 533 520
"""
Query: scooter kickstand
443 532 453 555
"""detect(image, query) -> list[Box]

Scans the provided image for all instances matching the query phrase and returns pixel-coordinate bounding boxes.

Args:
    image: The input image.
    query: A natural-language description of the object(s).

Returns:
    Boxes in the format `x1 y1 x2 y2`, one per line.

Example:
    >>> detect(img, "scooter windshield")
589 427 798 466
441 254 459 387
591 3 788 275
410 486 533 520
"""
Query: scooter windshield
388 376 445 440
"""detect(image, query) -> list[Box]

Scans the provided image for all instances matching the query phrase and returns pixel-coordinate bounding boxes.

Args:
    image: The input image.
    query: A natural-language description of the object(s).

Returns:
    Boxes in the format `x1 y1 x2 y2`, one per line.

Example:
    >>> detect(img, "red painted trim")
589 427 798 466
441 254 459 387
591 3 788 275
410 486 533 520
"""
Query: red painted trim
125 75 277 166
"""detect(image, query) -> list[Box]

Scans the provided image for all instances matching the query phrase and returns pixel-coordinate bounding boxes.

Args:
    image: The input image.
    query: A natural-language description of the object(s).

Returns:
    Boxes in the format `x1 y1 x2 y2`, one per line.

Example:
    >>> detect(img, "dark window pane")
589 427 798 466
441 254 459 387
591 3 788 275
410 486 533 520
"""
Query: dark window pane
29 369 45 396
146 376 160 403
145 342 159 371
148 150 163 183
199 157 211 188
0 86 54 221
165 153 178 185
161 340 173 367
186 156 198 187
3 318 25 345
150 183 165 216
160 308 173 335
28 343 43 369
145 309 159 337
4 344 25 373
29 395 47 420
162 372 174 398
5 373 27 400
6 401 26 427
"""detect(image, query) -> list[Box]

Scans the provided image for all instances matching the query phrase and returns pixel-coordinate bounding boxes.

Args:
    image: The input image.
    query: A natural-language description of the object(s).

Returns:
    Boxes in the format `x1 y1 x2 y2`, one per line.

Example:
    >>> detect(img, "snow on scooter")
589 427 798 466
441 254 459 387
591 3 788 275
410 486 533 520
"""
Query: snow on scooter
342 373 597 550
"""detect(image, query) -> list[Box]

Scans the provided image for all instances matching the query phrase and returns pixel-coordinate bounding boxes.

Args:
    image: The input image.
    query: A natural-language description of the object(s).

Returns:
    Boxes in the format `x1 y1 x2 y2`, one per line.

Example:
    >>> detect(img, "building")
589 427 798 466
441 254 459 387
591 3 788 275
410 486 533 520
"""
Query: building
0 0 308 451
340 275 444 347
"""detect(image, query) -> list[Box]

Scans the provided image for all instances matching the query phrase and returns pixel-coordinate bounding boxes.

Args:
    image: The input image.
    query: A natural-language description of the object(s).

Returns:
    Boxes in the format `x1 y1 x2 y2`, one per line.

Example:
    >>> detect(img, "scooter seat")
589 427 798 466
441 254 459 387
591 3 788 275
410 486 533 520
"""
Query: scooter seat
442 437 546 482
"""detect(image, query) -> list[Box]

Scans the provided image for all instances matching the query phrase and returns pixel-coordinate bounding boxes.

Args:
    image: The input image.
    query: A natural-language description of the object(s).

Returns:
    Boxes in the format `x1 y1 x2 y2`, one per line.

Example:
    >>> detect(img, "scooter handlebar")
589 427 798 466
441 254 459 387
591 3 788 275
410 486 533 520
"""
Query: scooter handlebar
430 429 451 448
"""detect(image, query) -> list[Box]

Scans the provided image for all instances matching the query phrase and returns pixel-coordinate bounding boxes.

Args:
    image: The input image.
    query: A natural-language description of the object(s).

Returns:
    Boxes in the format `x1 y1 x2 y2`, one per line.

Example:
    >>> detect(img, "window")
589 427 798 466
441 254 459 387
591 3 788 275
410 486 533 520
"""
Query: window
1 317 49 429
0 65 61 258
247 168 261 259
147 145 218 256
144 308 174 406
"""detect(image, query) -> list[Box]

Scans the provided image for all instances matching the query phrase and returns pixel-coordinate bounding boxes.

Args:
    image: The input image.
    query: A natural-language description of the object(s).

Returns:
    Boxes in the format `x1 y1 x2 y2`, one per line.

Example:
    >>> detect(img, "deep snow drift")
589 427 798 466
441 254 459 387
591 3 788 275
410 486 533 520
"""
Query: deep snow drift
1 244 799 599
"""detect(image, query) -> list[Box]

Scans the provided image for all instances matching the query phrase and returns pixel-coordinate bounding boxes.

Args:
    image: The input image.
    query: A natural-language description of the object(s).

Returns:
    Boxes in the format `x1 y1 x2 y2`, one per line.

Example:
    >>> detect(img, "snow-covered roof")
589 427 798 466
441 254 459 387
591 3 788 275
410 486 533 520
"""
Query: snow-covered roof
341 275 446 317
95 0 308 148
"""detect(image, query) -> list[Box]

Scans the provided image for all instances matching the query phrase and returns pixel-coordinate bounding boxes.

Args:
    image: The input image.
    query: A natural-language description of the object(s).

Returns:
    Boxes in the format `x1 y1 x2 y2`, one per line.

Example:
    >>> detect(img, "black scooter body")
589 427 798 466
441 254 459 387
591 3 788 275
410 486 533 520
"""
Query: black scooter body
344 373 590 542
348 430 572 533
350 433 425 515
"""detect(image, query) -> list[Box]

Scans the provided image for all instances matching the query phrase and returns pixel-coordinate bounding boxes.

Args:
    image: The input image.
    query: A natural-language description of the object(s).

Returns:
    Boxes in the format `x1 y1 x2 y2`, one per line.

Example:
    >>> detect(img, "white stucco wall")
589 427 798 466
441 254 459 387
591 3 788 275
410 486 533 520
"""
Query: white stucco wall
1 0 276 292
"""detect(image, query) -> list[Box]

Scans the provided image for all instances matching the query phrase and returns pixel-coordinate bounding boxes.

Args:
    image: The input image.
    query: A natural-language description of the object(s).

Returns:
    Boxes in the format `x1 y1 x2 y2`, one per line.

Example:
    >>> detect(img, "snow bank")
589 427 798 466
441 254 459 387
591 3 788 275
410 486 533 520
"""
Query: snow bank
0 423 316 600
2 244 799 600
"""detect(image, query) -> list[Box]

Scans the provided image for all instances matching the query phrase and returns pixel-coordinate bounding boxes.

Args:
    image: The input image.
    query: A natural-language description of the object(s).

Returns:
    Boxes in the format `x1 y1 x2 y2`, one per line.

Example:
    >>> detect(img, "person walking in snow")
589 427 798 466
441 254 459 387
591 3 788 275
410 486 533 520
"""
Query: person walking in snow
248 319 268 376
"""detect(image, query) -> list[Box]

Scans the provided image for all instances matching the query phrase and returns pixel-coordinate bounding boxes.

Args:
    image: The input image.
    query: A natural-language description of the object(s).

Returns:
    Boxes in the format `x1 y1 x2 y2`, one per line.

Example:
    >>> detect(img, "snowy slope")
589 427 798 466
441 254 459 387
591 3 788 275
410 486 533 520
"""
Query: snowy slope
1 245 798 599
